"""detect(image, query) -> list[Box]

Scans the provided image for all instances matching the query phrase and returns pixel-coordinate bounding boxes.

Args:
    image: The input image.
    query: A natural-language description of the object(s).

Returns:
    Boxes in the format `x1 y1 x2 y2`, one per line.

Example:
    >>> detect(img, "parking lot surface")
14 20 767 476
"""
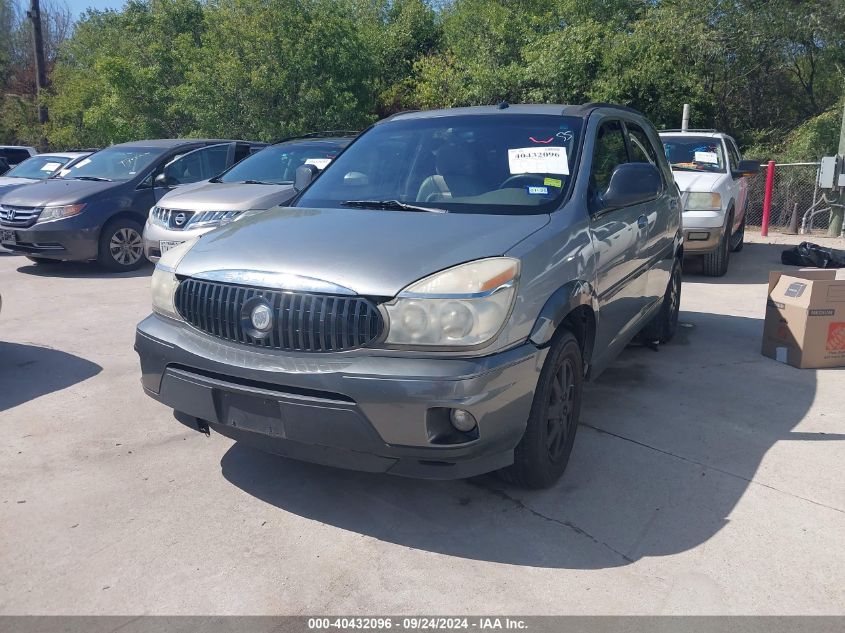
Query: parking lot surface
1 235 843 615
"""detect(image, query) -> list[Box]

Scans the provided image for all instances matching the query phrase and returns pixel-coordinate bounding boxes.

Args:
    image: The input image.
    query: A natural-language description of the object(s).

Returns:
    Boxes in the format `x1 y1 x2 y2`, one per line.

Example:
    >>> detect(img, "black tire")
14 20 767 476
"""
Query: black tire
499 329 583 489
25 256 59 265
702 213 732 277
731 215 745 252
97 217 146 271
641 258 682 344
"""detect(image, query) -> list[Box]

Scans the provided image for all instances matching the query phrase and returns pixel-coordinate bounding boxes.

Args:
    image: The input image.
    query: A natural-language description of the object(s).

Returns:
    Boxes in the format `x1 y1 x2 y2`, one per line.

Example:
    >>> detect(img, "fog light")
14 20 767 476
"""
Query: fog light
450 409 477 432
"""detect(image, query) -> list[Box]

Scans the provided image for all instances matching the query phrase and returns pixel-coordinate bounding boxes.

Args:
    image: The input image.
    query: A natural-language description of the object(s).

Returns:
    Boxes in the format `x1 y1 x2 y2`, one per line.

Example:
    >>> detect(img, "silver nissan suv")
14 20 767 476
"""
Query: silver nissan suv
135 103 682 488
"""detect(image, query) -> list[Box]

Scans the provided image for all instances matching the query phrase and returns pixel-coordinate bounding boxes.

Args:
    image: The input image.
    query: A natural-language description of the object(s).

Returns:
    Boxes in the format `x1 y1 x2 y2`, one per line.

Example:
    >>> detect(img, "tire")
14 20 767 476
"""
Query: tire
499 329 583 489
701 213 732 277
641 258 682 344
97 218 146 271
731 215 745 252
25 256 59 265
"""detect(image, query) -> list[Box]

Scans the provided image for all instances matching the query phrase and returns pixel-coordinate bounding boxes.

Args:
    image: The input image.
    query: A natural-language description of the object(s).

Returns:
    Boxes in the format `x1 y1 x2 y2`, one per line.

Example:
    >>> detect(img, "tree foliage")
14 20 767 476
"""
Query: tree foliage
0 0 842 159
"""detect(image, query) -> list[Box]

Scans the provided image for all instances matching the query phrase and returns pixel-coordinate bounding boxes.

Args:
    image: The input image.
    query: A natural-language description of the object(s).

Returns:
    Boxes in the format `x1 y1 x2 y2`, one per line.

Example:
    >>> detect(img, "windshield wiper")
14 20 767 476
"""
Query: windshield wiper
240 179 277 185
70 175 111 181
341 199 447 213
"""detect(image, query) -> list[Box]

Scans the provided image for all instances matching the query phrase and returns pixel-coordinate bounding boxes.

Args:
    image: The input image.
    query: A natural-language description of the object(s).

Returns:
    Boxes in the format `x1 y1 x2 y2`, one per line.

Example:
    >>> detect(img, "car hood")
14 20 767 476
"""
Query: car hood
0 178 117 206
158 181 296 212
0 176 37 188
177 206 550 297
671 170 724 193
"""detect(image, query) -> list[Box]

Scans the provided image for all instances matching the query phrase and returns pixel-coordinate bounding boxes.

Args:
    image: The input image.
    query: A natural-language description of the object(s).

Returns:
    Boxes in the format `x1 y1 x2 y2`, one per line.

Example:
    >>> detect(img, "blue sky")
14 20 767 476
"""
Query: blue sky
67 0 127 19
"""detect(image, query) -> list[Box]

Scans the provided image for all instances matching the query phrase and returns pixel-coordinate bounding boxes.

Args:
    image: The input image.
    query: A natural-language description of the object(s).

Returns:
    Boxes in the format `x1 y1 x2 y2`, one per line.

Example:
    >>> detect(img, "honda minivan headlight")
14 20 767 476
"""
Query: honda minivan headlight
685 192 722 211
37 203 86 223
151 238 197 319
384 258 519 348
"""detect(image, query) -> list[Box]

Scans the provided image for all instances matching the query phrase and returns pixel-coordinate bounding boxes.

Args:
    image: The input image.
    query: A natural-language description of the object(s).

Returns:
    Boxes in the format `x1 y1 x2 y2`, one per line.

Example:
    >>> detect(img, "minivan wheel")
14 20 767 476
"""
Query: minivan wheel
499 329 583 489
642 258 682 344
701 213 732 277
97 218 145 271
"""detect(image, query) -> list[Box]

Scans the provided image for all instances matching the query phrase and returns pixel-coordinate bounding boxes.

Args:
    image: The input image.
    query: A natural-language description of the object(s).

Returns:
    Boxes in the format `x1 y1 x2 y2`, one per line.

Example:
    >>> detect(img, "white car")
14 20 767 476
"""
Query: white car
0 151 92 192
659 130 759 276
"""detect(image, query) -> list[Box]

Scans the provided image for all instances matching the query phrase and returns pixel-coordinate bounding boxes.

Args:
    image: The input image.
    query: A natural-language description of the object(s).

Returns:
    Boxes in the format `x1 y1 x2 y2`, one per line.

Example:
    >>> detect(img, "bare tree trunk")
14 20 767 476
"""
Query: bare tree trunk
27 0 48 126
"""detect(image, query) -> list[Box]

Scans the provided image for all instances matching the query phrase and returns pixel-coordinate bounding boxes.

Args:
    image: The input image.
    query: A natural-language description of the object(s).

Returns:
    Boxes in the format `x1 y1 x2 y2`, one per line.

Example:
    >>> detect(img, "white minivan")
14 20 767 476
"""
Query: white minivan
659 130 759 276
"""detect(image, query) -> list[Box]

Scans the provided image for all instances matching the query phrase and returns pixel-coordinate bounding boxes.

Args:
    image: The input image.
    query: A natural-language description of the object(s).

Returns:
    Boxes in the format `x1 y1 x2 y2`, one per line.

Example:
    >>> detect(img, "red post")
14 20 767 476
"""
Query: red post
761 160 775 237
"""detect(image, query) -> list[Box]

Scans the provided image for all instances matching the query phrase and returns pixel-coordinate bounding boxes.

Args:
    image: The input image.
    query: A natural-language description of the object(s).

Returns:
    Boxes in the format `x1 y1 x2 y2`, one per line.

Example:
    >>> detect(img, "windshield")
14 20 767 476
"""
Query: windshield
5 155 74 179
296 114 584 215
58 146 163 181
662 136 726 173
219 140 349 185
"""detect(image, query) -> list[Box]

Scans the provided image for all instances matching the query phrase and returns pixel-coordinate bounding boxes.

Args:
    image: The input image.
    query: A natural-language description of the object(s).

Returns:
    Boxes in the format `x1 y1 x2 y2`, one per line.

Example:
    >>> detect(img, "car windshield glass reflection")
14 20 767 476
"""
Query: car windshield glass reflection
218 142 347 185
297 114 584 215
59 146 163 182
5 155 72 180
662 136 726 173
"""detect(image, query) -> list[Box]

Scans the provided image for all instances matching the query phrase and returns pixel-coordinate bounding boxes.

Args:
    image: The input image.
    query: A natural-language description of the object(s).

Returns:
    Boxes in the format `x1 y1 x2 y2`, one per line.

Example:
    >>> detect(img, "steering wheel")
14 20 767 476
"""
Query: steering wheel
498 174 546 189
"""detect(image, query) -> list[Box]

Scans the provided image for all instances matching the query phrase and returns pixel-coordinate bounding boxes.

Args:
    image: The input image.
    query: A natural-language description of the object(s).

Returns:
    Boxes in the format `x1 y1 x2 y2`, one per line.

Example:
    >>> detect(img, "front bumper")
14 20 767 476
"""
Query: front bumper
143 220 214 262
135 314 546 479
681 210 727 254
0 220 98 261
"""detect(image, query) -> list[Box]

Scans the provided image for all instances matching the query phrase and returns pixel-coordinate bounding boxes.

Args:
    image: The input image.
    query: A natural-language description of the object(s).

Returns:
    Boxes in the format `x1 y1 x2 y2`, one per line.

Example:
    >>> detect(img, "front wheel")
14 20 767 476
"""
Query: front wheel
702 214 732 277
731 215 745 252
500 329 583 489
97 218 146 271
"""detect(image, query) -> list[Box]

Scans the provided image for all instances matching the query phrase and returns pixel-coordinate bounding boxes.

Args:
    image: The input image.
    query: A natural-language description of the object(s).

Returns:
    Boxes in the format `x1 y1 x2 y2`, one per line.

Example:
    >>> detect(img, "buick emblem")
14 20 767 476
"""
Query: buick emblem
173 212 187 227
250 303 273 332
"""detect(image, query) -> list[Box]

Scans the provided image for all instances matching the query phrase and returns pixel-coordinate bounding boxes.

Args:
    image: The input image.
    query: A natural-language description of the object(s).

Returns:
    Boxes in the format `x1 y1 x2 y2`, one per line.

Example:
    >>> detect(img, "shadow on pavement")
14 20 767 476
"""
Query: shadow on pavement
0 342 102 412
683 241 791 284
15 260 153 279
220 311 817 569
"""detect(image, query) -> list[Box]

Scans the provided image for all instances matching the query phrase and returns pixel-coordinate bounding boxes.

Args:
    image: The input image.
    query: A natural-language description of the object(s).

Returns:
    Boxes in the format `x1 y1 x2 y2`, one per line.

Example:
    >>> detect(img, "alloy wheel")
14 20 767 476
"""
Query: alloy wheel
546 357 576 462
109 227 143 266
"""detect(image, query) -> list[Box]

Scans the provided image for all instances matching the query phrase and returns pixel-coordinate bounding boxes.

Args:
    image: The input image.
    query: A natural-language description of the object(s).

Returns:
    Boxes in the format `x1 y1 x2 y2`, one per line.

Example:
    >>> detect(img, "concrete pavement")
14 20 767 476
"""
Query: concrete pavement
0 234 843 614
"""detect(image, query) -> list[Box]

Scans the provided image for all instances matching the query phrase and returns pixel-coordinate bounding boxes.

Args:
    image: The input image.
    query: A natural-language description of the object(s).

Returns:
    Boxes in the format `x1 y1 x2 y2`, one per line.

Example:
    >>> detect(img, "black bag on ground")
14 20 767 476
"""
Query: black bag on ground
781 241 845 268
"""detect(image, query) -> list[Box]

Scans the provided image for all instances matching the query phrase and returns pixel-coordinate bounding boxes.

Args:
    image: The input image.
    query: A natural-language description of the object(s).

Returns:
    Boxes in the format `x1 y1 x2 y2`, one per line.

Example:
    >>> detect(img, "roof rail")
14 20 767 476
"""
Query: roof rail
272 130 360 144
573 102 645 116
660 128 718 133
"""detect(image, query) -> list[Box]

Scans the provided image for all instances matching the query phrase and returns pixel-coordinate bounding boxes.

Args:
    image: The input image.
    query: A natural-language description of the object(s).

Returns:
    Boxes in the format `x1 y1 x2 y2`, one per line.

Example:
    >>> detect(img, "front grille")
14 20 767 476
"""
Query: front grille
174 278 384 352
0 205 41 227
151 206 241 230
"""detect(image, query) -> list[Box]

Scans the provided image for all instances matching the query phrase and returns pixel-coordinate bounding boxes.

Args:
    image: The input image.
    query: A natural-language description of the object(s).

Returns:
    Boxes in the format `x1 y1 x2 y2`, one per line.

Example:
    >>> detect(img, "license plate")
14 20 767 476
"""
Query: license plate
0 229 16 245
160 240 184 254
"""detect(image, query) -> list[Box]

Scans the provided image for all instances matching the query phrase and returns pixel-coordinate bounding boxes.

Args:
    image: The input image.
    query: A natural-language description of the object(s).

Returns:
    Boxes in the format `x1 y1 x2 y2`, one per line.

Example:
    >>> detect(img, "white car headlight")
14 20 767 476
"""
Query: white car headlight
385 257 519 348
37 203 86 223
151 238 197 319
685 192 722 211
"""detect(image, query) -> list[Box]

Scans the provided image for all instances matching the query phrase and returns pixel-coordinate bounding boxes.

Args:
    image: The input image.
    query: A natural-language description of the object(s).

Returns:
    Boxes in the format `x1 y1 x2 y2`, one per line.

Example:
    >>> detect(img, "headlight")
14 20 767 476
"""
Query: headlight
37 203 86 223
188 210 243 229
685 192 722 211
384 257 519 348
149 206 167 227
151 238 197 319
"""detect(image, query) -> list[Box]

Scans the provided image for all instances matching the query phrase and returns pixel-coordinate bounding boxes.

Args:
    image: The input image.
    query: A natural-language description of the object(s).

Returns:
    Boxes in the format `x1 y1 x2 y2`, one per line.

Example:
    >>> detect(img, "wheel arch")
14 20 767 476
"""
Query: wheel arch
528 280 597 373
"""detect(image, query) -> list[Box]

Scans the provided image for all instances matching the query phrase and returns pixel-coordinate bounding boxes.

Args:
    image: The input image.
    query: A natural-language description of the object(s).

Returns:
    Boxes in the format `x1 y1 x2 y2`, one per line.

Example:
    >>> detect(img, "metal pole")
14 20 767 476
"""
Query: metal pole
761 160 775 237
27 0 48 127
830 100 845 237
681 104 690 132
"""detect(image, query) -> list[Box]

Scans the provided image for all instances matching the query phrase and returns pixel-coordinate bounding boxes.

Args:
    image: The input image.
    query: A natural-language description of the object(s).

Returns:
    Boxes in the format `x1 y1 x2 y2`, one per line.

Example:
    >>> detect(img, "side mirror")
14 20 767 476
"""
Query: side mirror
154 172 171 188
600 163 662 211
294 163 320 191
734 159 760 178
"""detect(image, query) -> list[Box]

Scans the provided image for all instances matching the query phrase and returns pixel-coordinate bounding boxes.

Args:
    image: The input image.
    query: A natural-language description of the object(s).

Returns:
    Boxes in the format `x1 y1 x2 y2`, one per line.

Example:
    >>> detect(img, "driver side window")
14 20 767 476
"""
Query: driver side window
591 121 628 194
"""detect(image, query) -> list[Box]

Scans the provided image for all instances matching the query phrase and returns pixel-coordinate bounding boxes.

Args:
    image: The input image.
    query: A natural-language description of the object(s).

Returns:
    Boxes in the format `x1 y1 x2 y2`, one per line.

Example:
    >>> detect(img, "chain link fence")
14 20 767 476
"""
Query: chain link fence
744 161 845 235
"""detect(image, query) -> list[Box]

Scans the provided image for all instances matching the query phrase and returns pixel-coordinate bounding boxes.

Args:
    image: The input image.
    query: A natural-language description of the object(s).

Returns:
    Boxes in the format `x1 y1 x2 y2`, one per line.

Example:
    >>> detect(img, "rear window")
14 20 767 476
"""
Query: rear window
661 135 726 173
296 114 584 215
0 148 33 165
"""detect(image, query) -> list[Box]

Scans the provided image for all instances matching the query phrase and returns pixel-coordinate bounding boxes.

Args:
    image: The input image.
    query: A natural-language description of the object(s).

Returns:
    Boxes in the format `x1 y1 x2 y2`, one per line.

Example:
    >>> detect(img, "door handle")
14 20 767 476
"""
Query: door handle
637 214 648 229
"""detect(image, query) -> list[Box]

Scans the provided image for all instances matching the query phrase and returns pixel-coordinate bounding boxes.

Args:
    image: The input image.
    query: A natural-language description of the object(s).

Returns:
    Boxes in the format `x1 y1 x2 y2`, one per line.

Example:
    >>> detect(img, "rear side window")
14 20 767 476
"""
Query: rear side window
0 148 32 164
591 121 628 193
167 144 231 184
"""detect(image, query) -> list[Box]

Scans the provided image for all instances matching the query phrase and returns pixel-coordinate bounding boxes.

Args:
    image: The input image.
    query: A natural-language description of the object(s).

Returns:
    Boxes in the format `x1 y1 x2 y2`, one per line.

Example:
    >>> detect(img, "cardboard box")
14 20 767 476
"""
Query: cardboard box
762 269 845 369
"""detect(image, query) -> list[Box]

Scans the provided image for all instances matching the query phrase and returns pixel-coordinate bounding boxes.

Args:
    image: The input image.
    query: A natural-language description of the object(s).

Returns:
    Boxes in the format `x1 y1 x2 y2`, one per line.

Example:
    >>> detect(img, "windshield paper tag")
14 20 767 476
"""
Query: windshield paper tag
526 185 549 195
508 147 569 175
544 177 562 188
304 158 331 169
41 162 61 171
74 158 91 168
694 151 718 164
